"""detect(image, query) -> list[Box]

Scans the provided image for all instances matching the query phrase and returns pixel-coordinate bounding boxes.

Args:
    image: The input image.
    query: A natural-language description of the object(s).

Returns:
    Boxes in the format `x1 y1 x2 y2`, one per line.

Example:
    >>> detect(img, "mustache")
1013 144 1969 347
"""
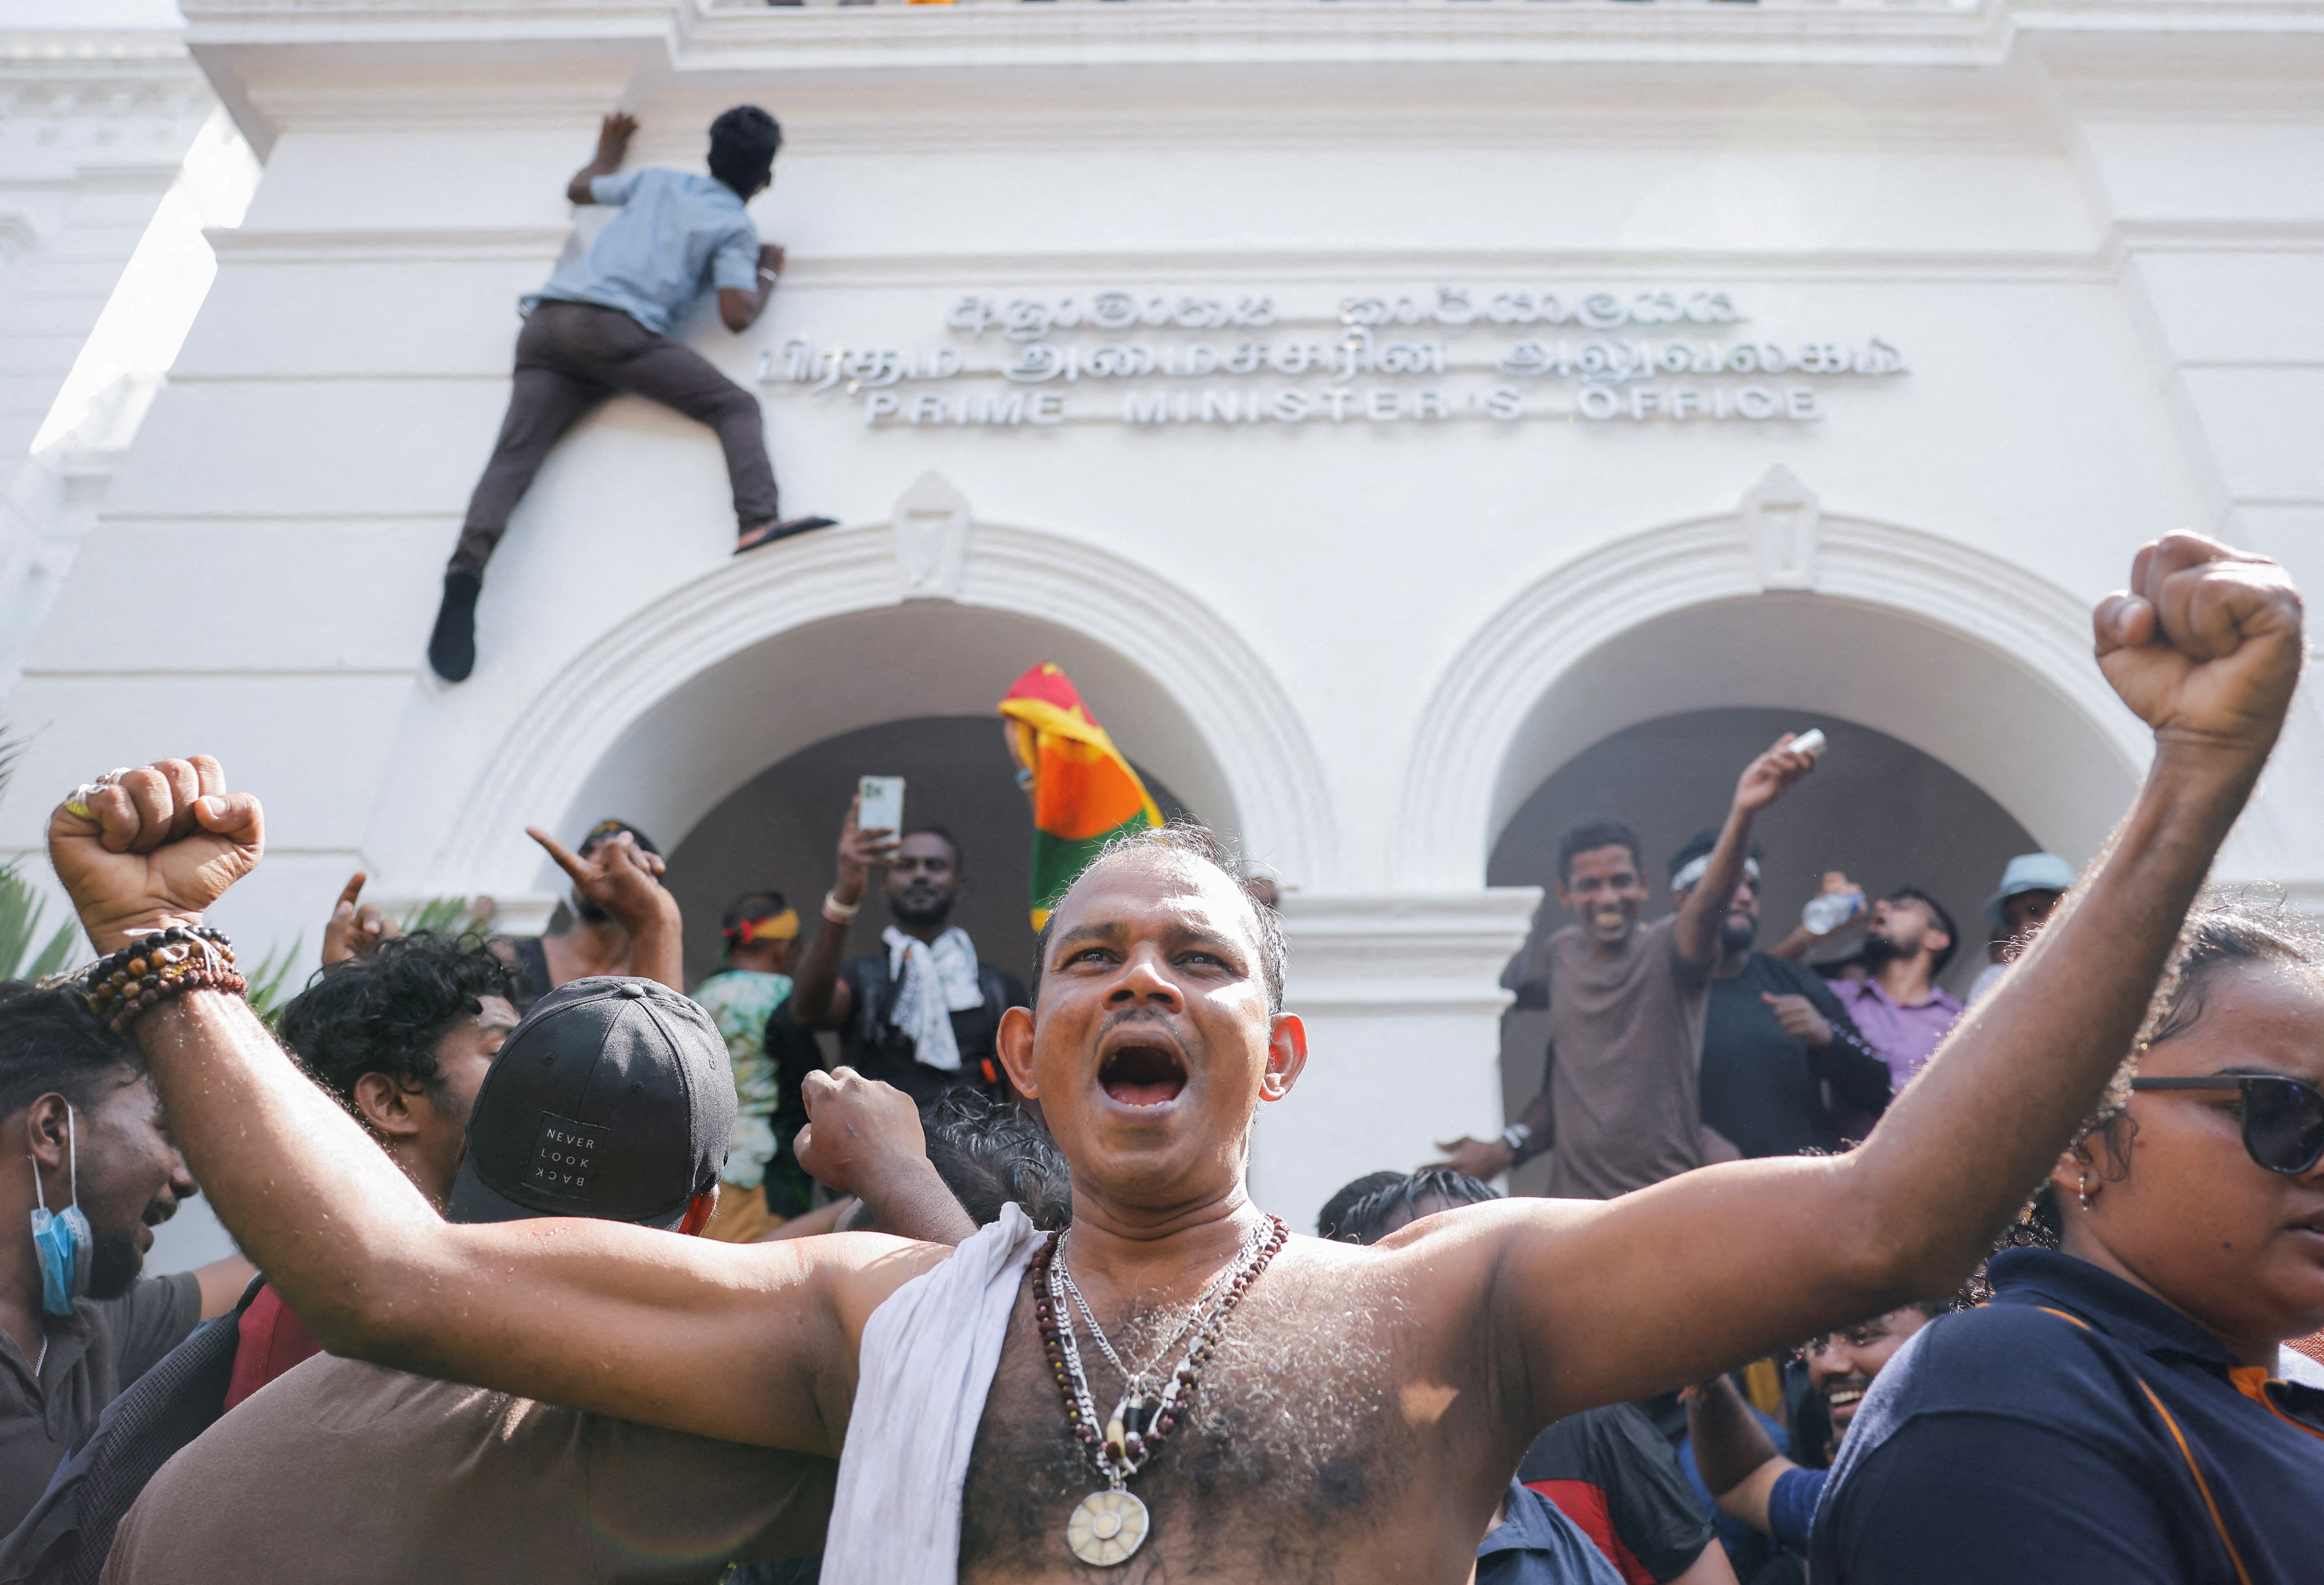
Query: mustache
1099 1004 1181 1038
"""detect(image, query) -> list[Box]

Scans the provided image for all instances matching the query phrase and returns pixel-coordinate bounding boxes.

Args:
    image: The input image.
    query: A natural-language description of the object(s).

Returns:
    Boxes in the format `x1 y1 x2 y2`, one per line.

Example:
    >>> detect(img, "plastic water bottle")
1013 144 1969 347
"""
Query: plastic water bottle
1802 889 1864 936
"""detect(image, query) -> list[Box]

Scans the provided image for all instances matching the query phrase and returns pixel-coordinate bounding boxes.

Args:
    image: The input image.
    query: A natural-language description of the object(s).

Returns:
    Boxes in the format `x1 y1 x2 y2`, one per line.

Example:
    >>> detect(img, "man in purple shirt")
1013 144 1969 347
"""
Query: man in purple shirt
1833 888 1962 1094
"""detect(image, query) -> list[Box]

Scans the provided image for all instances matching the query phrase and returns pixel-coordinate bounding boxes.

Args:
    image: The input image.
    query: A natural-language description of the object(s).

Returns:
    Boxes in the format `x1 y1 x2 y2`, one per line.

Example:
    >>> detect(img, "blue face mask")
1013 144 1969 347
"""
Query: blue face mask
29 1108 90 1318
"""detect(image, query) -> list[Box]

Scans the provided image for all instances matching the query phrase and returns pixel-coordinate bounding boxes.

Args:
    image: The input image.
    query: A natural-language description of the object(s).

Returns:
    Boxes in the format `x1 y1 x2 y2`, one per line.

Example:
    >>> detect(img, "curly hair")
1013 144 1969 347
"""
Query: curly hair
0 982 144 1119
1028 819 1287 1015
919 1091 1072 1231
278 933 517 1116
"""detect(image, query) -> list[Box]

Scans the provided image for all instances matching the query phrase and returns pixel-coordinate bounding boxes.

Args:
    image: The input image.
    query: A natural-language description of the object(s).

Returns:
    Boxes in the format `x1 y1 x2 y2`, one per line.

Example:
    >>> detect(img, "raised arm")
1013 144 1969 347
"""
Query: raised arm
1672 737 1816 970
526 824 682 990
1460 534 2302 1435
320 870 400 965
46 763 945 1454
565 111 635 206
788 796 896 1029
794 1067 978 1246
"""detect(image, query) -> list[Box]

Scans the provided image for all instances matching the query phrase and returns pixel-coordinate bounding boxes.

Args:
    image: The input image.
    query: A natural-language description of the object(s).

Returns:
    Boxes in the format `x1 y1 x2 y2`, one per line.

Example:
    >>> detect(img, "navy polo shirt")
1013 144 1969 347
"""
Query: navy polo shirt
1811 1247 2324 1585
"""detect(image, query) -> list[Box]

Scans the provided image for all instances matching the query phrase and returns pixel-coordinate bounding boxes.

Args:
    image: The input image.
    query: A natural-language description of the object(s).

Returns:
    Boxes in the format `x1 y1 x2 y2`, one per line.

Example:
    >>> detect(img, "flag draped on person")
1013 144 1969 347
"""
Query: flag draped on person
998 663 1164 928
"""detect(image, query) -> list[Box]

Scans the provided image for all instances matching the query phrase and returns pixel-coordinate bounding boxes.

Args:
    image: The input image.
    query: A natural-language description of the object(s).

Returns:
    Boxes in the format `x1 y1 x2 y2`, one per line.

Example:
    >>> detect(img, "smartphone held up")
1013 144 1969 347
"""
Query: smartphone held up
858 775 905 838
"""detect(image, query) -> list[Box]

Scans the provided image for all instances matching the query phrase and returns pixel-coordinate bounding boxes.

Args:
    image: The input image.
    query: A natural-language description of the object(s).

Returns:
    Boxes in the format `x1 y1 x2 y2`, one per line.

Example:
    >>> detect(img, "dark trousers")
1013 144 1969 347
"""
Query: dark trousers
450 299 780 574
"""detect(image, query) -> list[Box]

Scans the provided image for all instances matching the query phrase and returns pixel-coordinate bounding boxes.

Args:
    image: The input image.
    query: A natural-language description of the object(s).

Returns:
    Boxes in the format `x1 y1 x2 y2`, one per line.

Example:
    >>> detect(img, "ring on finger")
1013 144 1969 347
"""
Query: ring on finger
62 783 101 819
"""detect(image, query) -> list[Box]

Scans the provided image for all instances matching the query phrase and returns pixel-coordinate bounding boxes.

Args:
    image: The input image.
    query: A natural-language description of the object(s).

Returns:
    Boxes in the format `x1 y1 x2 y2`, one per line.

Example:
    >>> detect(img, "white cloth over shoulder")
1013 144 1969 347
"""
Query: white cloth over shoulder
884 925 985 1073
826 1202 1047 1582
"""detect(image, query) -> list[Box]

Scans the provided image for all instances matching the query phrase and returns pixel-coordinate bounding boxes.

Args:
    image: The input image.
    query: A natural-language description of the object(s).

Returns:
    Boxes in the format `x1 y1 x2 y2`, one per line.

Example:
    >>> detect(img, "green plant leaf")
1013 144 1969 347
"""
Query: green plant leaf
243 935 308 1029
398 896 497 938
27 919 79 982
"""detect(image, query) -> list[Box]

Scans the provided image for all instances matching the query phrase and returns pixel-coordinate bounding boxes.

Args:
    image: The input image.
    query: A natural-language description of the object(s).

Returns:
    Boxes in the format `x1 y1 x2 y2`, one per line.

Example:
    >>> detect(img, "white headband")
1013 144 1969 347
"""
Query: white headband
1671 853 1759 893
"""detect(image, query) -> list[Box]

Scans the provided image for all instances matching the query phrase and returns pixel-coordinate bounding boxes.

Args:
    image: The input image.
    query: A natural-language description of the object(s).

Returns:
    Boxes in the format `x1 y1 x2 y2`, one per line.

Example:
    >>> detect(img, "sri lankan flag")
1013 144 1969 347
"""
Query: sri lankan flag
999 663 1163 929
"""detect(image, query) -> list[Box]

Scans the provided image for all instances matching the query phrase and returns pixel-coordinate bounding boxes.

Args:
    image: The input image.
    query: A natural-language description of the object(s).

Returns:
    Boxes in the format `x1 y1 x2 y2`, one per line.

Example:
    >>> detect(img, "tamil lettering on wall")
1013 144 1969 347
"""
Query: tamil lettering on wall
757 288 1906 430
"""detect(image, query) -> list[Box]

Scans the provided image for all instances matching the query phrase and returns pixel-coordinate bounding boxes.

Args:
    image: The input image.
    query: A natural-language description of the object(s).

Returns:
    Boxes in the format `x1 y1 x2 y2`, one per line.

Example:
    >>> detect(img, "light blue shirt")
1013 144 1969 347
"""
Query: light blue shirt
527 167 761 337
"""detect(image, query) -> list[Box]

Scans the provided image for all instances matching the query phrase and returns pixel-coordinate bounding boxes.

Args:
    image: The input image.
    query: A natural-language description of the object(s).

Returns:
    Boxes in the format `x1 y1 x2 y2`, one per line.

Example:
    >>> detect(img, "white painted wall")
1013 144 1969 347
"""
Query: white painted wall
7 0 2324 1234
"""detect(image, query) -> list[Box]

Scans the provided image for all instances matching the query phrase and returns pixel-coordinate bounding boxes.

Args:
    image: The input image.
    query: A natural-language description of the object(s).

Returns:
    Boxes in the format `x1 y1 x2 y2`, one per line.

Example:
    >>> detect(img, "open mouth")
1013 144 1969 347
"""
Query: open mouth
1825 1386 1865 1414
1099 1043 1189 1108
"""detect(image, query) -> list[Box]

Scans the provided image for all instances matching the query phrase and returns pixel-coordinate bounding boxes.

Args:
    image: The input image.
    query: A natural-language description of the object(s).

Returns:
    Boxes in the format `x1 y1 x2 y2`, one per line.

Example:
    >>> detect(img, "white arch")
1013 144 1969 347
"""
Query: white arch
430 514 1336 899
1395 496 2147 890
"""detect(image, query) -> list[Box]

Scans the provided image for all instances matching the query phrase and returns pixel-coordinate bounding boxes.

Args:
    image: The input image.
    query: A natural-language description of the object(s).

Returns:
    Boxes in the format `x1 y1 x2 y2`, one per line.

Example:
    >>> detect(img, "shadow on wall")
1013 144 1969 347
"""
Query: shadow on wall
664 714 1186 990
1488 705 2040 1194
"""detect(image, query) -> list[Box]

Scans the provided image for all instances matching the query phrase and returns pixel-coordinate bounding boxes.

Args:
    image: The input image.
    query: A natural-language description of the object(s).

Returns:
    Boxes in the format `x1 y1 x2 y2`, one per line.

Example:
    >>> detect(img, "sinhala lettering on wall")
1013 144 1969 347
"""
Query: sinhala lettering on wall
758 287 1907 430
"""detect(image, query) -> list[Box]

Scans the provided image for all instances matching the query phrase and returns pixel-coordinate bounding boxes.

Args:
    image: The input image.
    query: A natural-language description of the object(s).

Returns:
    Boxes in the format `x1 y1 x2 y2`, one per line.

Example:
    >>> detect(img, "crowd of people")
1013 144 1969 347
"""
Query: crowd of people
0 534 2309 1583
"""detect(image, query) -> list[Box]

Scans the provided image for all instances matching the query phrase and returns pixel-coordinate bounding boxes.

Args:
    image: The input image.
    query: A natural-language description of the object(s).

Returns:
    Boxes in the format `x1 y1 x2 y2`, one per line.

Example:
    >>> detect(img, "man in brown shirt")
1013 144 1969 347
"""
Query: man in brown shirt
0 987 250 1532
1437 738 1817 1196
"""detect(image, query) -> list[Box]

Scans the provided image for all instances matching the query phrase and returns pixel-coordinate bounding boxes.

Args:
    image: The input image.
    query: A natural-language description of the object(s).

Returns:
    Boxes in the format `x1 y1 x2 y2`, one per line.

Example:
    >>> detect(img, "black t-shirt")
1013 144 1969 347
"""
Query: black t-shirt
1700 954 1891 1159
834 953 1027 1105
1518 1403 1715 1583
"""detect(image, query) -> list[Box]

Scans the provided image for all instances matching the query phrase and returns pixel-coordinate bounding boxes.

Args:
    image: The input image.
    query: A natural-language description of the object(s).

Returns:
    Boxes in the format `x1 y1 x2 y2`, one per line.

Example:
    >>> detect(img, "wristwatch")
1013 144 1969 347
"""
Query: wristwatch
1500 1122 1534 1164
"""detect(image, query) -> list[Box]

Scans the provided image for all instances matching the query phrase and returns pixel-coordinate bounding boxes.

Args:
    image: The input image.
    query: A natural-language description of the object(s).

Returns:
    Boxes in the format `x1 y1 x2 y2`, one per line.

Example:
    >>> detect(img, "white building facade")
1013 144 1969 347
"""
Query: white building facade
5 0 2324 1235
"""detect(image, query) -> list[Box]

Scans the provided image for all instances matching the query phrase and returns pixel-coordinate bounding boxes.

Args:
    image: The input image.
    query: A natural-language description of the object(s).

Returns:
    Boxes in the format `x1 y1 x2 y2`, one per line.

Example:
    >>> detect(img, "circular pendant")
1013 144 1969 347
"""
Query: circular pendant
1066 1488 1150 1567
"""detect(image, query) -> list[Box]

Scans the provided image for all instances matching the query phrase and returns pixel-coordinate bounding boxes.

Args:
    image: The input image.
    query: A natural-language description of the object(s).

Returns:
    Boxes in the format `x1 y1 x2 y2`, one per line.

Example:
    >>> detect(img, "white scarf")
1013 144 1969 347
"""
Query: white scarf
884 925 985 1073
825 1203 1045 1580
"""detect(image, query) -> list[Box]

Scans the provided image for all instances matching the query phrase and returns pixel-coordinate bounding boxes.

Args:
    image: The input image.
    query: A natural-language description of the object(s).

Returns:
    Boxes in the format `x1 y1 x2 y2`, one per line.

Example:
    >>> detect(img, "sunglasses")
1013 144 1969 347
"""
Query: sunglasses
2130 1075 2324 1176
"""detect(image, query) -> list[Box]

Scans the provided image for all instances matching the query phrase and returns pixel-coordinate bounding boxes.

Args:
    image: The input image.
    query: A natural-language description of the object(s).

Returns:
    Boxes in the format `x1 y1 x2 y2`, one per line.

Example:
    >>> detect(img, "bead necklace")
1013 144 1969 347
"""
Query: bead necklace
1032 1213 1289 1567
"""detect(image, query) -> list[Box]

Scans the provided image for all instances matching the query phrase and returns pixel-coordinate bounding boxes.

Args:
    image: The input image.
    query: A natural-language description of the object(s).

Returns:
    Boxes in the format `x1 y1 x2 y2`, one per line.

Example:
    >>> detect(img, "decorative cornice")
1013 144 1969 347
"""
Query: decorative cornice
431 517 1336 896
173 0 2324 80
1278 889 1541 1013
1392 501 2147 889
205 225 571 264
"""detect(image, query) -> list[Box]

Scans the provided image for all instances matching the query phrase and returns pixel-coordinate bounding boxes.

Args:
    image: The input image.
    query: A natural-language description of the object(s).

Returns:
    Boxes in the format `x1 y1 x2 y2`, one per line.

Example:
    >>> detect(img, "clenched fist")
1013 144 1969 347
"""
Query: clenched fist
2095 533 2303 758
794 1067 928 1201
48 756 264 953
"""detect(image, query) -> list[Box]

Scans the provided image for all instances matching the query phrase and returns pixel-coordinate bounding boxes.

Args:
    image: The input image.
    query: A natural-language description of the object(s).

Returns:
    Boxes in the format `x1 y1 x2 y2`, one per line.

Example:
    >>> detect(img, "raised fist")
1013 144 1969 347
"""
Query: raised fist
794 1067 927 1201
2095 533 2303 757
47 757 264 953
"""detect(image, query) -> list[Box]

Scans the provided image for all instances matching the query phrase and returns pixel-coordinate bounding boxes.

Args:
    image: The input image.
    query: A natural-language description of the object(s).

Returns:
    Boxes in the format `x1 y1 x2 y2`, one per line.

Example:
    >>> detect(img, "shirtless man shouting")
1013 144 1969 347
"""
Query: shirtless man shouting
43 534 2303 1582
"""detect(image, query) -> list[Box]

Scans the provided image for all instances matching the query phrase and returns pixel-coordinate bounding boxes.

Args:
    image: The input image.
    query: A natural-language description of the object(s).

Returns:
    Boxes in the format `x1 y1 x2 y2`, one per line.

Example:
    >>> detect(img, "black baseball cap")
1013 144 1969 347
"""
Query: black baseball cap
447 977 734 1231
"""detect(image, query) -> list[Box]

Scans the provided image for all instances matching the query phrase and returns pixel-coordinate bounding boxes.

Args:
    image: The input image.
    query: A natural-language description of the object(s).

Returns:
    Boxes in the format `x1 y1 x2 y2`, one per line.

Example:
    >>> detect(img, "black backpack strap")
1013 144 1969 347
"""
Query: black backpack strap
0 1277 264 1584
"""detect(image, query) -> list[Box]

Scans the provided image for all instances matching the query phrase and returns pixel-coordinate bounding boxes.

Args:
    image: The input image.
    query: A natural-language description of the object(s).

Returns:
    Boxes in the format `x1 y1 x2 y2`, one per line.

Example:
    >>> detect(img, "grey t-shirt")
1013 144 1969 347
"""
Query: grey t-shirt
1542 914 1712 1199
0 1271 199 1534
103 1353 836 1585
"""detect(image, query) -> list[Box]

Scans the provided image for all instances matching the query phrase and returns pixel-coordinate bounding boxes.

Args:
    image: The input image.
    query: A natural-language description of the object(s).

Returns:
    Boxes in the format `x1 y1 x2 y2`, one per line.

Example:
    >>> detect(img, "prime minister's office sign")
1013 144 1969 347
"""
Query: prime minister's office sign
758 287 1907 430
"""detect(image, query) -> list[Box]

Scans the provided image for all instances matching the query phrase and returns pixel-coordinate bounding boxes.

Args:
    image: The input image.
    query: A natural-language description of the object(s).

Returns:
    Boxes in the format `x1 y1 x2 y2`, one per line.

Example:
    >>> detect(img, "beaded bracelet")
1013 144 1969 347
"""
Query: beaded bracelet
84 925 246 1035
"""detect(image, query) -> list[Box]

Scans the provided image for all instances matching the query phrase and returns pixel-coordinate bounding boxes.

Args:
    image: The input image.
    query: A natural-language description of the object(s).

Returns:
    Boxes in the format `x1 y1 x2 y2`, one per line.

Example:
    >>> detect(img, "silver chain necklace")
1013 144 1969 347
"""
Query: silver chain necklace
1036 1215 1288 1567
1054 1220 1257 1402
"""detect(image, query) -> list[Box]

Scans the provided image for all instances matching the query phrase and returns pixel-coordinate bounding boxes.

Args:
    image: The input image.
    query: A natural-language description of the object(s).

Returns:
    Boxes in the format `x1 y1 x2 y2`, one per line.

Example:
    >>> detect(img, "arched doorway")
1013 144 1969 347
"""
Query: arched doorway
424 513 1332 918
666 714 1188 987
1399 491 2149 1193
1395 492 2146 893
1487 706 2040 1193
